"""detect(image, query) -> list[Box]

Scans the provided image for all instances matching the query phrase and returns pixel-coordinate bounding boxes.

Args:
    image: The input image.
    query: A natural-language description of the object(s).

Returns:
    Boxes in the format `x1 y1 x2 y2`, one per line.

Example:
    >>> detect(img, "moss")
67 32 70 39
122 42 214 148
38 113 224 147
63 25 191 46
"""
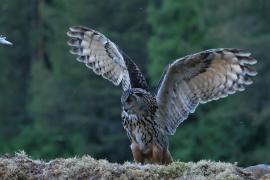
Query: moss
0 152 259 180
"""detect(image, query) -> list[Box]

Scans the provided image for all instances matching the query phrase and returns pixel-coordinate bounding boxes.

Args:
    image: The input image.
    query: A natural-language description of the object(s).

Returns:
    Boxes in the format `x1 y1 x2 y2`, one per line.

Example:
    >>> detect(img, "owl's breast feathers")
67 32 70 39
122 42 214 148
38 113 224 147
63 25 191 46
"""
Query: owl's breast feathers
121 110 167 151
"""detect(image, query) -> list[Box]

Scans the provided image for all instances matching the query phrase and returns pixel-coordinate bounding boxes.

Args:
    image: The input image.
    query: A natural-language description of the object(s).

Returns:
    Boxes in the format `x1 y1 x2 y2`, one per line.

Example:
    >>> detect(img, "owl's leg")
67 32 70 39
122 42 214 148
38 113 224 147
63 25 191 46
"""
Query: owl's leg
152 145 173 165
130 143 144 164
152 145 163 164
163 149 173 165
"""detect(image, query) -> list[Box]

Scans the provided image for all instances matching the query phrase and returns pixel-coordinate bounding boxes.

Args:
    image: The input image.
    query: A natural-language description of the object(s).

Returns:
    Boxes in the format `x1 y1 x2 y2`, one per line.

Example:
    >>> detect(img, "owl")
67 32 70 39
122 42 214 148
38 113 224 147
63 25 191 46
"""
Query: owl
67 26 257 165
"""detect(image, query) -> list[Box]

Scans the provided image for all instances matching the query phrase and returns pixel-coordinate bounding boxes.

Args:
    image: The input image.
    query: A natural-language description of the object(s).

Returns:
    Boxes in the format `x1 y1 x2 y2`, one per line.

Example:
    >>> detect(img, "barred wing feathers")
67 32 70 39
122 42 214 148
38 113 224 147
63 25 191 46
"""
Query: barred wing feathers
67 26 148 91
156 48 257 135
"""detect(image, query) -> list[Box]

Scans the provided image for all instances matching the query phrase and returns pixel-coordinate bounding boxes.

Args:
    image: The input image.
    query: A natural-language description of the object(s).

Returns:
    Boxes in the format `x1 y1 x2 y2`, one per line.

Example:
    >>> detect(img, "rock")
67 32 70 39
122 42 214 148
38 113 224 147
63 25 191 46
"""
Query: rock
244 164 270 179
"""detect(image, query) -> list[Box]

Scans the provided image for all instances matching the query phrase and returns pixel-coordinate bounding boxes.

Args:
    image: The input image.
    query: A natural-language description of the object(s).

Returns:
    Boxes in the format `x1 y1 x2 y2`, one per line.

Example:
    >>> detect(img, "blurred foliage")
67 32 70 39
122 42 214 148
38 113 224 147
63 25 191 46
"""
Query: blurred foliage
148 0 270 166
0 0 269 166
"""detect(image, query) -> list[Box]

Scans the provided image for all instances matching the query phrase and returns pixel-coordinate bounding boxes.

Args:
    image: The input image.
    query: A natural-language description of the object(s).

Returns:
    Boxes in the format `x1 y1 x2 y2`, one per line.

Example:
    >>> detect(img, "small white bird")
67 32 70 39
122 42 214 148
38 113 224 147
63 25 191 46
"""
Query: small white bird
0 35 12 45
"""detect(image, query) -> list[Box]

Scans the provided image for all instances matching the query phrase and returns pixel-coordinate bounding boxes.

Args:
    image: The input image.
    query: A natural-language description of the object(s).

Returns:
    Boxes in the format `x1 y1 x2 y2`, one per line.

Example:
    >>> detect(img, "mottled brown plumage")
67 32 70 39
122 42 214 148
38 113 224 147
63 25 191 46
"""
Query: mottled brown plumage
67 26 257 164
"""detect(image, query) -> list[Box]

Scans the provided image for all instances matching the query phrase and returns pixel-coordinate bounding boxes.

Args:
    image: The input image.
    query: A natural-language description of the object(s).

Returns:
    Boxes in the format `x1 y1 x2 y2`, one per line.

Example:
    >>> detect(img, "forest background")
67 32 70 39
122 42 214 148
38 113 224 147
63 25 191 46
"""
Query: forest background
0 0 269 166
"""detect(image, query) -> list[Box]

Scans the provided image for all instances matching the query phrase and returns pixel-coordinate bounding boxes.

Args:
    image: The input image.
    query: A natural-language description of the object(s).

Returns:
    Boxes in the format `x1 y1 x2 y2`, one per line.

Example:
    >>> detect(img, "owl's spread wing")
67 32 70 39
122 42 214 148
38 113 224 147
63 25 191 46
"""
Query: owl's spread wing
155 48 257 135
67 26 148 91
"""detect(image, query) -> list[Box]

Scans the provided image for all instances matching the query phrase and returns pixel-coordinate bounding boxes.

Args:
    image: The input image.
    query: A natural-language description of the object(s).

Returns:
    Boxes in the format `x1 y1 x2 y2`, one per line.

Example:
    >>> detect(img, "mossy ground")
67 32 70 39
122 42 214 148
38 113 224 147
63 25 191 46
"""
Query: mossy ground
0 152 267 180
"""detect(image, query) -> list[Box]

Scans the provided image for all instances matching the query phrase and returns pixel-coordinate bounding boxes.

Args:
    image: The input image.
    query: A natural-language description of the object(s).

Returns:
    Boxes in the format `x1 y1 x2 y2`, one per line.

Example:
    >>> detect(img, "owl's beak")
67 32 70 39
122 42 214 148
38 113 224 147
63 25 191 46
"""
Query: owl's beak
123 103 135 112
123 107 128 112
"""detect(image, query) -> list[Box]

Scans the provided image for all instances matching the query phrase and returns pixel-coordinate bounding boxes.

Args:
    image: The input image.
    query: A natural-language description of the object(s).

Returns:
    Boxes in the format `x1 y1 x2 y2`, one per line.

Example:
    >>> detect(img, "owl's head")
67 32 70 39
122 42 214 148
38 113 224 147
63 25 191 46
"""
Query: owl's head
121 88 155 115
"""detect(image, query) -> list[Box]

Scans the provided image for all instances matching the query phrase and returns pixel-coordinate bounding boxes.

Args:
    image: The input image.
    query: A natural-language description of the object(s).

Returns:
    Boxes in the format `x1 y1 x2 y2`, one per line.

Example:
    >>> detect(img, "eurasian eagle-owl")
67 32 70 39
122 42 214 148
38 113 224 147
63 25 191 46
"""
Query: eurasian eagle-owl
67 26 257 165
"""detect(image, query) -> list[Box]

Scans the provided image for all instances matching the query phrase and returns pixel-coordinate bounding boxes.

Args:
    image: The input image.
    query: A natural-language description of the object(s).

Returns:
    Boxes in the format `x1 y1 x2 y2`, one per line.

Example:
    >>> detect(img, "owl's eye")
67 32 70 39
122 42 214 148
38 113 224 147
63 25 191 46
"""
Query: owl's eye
126 96 133 104
135 93 143 97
